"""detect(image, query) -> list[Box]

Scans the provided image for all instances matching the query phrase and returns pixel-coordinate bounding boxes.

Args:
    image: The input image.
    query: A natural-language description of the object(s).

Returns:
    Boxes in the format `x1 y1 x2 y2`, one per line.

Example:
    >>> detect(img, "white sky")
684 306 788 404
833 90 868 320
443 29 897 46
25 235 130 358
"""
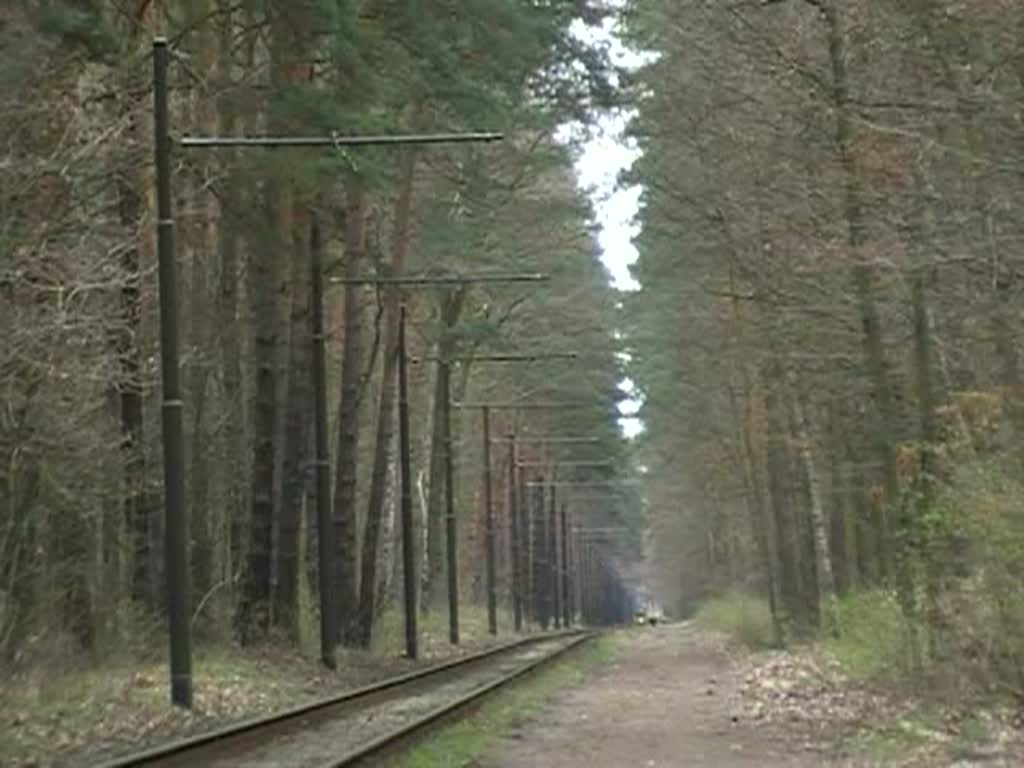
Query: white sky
564 13 652 439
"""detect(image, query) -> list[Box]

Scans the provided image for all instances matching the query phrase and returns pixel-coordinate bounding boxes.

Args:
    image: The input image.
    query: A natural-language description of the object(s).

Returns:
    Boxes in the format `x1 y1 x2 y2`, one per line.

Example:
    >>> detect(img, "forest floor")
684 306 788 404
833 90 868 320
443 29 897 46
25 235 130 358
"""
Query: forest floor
7 616 1023 767
477 622 1024 768
0 607 512 767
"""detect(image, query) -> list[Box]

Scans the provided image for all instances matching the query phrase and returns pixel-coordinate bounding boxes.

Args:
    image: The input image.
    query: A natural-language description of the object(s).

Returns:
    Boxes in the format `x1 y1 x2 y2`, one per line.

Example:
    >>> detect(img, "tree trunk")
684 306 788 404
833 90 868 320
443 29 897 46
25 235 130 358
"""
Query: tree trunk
377 425 400 619
115 107 154 610
355 341 399 647
187 219 212 610
788 370 838 634
333 180 369 646
532 478 550 629
826 406 853 596
276 208 313 639
356 146 419 647
239 1 305 641
764 366 804 633
842 432 873 587
216 0 246 612
822 0 900 582
549 485 560 629
423 288 466 610
238 182 283 641
186 0 216 611
909 162 942 662
737 380 784 646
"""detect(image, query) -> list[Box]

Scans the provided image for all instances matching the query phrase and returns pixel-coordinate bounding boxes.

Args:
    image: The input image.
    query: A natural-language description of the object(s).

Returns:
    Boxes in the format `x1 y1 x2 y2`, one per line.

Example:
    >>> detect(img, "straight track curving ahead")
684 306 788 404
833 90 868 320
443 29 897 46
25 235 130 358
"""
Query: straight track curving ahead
98 630 593 768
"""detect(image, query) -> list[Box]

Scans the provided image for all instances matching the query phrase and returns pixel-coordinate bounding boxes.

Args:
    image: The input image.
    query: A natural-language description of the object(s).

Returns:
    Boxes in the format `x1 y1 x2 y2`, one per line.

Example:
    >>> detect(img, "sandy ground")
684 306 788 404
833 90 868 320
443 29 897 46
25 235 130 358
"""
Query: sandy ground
479 623 820 768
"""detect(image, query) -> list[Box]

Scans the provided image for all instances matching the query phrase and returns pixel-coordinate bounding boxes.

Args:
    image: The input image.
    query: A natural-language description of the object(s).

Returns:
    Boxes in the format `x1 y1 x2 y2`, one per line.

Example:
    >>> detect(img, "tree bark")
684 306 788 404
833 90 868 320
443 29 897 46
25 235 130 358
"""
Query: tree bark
216 0 246 610
909 161 942 663
423 288 466 610
186 0 216 610
276 208 313 639
115 106 154 610
826 402 853 596
764 365 804 633
238 187 282 641
822 0 900 582
532 478 550 629
356 146 419 646
333 180 369 646
239 0 305 642
788 370 838 634
737 380 784 646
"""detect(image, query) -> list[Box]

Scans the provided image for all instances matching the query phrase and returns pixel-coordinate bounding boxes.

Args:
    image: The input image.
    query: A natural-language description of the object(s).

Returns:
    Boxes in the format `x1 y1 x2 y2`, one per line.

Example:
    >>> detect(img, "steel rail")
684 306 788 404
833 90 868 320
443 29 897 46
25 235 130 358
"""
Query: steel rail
98 630 588 768
331 632 594 766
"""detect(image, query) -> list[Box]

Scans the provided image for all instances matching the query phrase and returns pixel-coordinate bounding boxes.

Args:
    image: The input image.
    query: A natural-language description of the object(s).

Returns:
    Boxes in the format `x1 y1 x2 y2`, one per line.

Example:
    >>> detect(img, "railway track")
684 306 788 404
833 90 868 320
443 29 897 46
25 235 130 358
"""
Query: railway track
97 630 593 768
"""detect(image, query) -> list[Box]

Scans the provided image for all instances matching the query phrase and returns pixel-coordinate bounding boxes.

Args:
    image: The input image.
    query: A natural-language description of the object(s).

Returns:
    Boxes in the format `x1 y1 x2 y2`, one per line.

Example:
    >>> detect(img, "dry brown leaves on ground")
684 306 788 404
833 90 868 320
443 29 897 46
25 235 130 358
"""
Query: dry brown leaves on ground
725 644 1024 767
1 631 512 768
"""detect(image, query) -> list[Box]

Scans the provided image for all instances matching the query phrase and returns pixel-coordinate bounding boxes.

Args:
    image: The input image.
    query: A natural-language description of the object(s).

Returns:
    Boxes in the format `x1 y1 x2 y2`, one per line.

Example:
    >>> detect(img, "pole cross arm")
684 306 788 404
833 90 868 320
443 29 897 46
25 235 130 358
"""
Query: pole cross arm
517 460 616 468
491 436 602 444
451 402 592 410
178 131 504 149
526 480 641 487
414 352 578 364
329 273 549 286
561 499 630 505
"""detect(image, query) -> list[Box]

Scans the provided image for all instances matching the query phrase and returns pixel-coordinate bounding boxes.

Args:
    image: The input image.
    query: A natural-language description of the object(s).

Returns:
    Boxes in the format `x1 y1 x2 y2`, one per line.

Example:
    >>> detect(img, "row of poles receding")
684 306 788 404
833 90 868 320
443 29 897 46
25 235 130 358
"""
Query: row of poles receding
152 39 634 708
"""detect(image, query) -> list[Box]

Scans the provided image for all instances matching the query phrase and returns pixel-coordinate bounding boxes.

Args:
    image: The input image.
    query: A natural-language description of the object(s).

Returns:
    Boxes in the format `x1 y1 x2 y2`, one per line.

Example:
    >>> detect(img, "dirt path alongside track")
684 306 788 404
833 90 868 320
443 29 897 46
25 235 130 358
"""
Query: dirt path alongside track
478 622 822 768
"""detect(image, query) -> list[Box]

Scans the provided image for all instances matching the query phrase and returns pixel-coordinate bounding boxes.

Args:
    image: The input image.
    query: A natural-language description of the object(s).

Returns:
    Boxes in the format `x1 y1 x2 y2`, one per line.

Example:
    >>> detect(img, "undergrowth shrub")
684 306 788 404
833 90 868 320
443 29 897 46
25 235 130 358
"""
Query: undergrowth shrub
826 590 921 682
695 591 777 650
826 458 1024 699
934 459 1024 699
371 603 514 656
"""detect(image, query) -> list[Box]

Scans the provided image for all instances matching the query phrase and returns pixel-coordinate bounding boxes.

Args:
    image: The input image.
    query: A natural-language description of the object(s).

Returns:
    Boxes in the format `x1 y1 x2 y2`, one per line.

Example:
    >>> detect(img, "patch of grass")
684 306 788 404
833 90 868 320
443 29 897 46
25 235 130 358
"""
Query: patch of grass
388 634 620 768
846 712 944 763
695 592 777 650
825 590 920 682
949 715 994 760
0 644 329 765
371 603 517 657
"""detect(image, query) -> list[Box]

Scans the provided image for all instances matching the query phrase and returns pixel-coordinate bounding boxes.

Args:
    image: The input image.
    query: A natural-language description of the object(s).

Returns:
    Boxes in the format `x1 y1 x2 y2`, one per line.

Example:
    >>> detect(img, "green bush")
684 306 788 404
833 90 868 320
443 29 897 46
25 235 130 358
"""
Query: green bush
695 592 777 650
825 590 922 682
925 459 1024 696
818 459 1024 696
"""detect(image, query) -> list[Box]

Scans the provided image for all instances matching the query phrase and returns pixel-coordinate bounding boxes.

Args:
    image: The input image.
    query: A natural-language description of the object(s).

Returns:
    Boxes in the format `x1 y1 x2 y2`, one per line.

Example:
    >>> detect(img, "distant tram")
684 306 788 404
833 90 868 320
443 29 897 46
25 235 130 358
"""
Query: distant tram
634 603 663 626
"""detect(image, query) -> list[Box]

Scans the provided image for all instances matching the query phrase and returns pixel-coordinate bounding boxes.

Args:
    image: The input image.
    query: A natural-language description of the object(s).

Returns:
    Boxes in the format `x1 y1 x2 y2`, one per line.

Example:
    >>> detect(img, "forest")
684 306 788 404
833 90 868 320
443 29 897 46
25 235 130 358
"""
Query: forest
0 0 638 698
7 0 1024 762
629 0 1024 699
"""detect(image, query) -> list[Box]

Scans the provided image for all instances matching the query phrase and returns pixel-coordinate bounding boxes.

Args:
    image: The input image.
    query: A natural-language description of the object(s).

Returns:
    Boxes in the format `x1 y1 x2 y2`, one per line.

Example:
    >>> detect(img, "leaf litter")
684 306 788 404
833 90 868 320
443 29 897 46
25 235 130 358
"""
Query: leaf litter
723 640 1024 767
1 631 514 768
